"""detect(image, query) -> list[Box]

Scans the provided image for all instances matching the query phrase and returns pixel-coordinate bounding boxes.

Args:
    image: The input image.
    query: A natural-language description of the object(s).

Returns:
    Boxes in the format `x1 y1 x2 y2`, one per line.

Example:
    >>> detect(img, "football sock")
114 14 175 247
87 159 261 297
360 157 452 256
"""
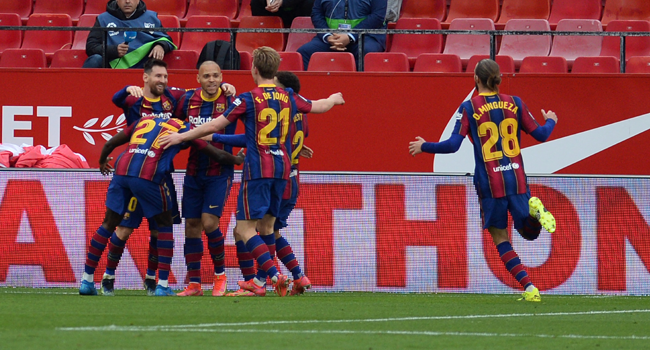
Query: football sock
236 240 256 281
276 236 303 280
206 228 225 275
245 235 278 279
497 241 532 290
105 233 126 276
520 215 542 241
84 226 112 276
184 237 203 284
147 236 158 277
256 234 276 281
156 227 174 283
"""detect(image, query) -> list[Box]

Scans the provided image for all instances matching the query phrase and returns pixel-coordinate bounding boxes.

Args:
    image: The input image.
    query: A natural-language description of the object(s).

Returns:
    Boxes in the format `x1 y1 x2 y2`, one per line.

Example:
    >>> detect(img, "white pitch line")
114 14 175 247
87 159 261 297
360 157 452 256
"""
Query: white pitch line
0 290 77 295
56 327 650 341
57 309 650 332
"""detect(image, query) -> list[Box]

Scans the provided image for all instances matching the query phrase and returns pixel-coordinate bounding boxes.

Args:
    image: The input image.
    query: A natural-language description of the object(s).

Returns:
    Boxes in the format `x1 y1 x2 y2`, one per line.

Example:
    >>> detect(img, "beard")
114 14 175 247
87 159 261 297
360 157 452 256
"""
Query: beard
150 83 165 97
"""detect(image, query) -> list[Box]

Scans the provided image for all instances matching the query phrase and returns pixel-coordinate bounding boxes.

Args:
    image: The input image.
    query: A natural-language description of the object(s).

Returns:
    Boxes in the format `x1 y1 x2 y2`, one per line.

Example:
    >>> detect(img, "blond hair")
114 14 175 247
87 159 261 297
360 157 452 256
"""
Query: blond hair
253 46 281 79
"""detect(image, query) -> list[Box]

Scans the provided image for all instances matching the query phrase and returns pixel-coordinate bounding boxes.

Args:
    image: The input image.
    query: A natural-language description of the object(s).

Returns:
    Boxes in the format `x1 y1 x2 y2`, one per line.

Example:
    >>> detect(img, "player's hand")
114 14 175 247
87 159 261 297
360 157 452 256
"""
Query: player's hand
199 134 213 141
148 44 165 60
329 92 345 105
159 133 184 149
235 148 245 165
541 109 558 124
117 42 129 57
126 86 144 97
409 136 426 156
99 157 114 175
221 83 237 96
299 145 313 159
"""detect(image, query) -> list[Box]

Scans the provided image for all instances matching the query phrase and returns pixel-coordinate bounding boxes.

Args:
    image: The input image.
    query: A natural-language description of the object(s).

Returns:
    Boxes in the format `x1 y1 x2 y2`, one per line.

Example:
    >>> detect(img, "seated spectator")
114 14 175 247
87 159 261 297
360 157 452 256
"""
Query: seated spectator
250 0 314 28
83 0 175 69
297 0 387 70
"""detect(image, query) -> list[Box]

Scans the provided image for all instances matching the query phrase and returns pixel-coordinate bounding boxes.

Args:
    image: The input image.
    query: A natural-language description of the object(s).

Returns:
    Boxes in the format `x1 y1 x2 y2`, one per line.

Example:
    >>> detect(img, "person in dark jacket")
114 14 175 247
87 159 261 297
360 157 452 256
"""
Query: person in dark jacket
83 0 175 69
250 0 314 28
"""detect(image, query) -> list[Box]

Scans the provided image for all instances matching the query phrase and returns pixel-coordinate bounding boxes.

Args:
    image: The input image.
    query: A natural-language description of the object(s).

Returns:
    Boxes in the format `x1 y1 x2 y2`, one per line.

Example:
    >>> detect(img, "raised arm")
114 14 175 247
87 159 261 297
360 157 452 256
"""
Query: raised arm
160 115 231 148
530 109 558 142
309 92 345 114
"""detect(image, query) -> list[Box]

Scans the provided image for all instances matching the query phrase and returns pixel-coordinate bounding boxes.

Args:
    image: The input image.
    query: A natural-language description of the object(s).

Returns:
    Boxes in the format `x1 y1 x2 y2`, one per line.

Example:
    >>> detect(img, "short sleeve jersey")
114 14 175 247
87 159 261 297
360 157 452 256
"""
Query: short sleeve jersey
453 92 540 199
175 87 237 177
223 85 312 181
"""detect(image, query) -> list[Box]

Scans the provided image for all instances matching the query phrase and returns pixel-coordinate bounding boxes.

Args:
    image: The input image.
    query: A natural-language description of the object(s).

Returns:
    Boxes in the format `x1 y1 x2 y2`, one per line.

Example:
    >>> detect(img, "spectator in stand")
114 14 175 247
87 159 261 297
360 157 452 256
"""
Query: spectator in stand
83 0 175 69
250 0 314 28
297 0 387 70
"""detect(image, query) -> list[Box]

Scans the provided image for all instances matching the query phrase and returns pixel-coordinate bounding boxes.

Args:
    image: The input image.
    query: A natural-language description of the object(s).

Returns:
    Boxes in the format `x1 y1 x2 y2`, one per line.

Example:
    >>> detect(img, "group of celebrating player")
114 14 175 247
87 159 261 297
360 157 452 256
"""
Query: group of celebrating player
78 46 345 297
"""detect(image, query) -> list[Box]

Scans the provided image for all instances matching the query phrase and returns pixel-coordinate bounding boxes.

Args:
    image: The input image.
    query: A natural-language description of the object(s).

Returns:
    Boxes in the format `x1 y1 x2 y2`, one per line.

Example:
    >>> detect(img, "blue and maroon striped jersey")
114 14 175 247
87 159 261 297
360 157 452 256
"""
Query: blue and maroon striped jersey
453 92 540 199
175 88 237 177
114 117 188 184
113 86 186 126
223 85 312 181
287 93 310 171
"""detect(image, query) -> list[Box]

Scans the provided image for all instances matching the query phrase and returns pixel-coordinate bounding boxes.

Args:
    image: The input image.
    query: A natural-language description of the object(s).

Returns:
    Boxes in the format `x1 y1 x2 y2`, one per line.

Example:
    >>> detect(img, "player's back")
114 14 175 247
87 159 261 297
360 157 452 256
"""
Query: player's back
114 116 188 184
287 93 310 171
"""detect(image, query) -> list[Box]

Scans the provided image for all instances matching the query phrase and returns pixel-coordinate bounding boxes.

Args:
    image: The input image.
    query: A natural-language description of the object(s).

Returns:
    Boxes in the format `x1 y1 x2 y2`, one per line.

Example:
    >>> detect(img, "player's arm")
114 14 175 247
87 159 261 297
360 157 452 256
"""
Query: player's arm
98 129 131 175
409 134 464 156
529 109 558 142
212 133 246 147
160 115 231 148
309 92 345 114
112 86 143 108
191 139 244 165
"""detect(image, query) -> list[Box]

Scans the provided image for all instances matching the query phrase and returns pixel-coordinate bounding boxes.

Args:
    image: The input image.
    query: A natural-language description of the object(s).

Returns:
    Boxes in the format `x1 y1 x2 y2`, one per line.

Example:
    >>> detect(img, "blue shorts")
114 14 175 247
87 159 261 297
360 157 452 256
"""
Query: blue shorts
479 191 531 230
182 173 233 219
274 176 299 231
236 178 287 220
119 176 180 228
106 175 172 220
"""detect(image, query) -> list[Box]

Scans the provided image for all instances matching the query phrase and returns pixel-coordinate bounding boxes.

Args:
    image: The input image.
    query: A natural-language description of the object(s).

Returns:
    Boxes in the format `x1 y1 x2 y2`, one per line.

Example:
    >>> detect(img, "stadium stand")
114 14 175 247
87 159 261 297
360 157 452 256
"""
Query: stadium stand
72 14 98 50
443 0 499 27
549 19 602 70
145 0 187 19
163 50 199 69
231 0 252 27
158 15 181 49
180 15 231 53
50 49 87 68
285 16 314 52
32 0 84 24
497 19 551 69
389 18 443 69
239 50 252 70
625 56 650 73
278 51 304 71
442 18 496 69
496 0 551 30
307 52 356 72
364 52 410 72
183 0 239 26
547 0 601 28
235 16 285 54
518 56 568 73
0 48 47 68
400 0 446 22
0 0 32 24
22 14 73 62
83 0 107 15
600 20 650 61
601 0 650 26
412 53 463 72
0 14 22 57
466 54 516 73
572 56 620 73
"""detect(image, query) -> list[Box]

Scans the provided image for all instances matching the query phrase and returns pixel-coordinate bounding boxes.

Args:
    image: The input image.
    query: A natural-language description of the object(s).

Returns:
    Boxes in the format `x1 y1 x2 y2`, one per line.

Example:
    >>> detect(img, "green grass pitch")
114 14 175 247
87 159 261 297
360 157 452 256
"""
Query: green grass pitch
2 288 650 350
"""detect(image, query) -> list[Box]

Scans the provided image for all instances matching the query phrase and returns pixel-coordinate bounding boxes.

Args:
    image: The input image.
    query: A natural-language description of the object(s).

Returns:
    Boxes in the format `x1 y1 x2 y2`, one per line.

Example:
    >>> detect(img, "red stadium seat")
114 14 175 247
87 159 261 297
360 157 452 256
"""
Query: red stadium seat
146 0 187 19
181 16 231 53
549 19 602 70
232 0 252 27
183 0 239 26
466 55 516 73
285 17 314 52
413 53 463 72
389 18 443 69
519 56 568 73
364 52 410 72
626 56 650 73
163 50 199 69
0 14 23 56
72 14 98 50
0 48 47 68
278 51 304 71
22 14 73 60
602 0 650 26
50 49 87 68
158 15 181 49
600 20 650 61
548 0 601 28
239 50 252 70
84 0 107 15
235 16 285 54
496 0 551 30
442 18 496 69
307 52 356 72
572 56 620 73
497 19 551 69
400 0 446 22
33 0 84 24
0 0 32 24
444 0 499 27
